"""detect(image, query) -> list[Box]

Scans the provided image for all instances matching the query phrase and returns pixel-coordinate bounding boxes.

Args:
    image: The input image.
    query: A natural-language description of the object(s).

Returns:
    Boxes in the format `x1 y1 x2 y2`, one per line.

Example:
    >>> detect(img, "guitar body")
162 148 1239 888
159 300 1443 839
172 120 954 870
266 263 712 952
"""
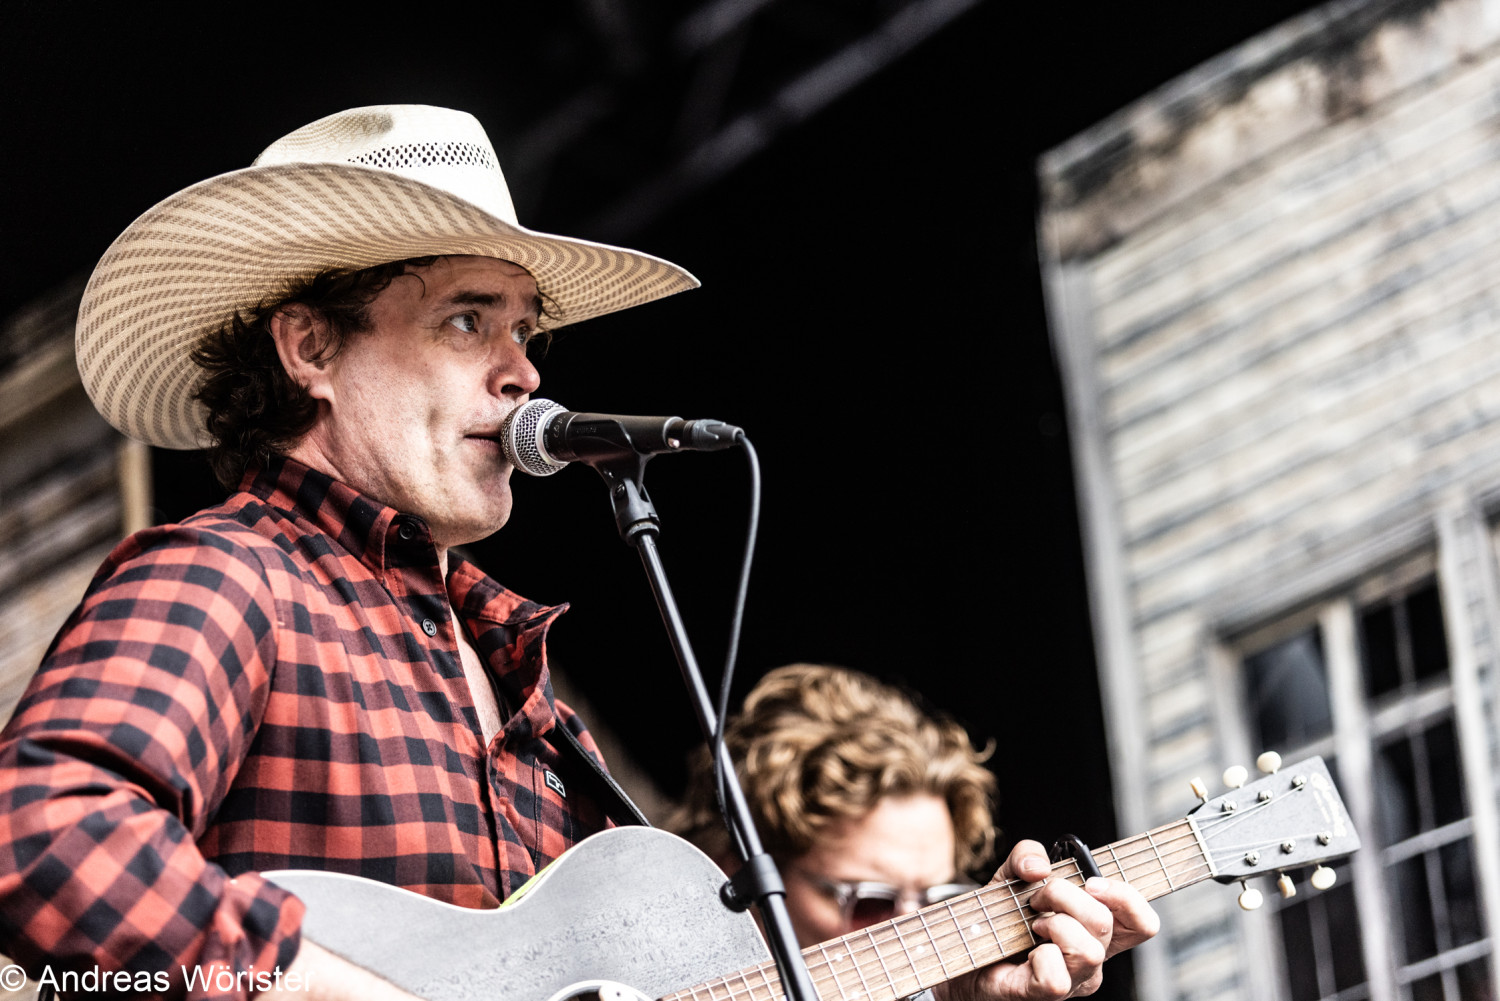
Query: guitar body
268 757 1359 1001
267 827 769 1001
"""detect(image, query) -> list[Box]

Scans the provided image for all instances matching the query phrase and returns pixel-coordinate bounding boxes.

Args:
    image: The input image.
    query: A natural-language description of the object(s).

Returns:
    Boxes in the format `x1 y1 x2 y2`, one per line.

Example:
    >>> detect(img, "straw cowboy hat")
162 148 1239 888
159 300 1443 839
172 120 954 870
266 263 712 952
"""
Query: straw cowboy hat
75 104 699 450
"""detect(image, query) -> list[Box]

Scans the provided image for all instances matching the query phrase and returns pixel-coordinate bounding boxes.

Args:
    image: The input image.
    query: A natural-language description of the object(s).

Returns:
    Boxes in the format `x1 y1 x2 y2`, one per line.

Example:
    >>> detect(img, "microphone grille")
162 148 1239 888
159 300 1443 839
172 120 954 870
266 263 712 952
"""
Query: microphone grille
501 399 569 476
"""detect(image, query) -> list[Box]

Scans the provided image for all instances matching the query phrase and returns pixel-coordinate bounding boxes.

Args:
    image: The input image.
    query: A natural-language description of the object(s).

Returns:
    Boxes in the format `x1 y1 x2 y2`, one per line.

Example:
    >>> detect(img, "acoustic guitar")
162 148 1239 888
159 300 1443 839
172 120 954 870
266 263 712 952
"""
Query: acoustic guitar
269 755 1358 1001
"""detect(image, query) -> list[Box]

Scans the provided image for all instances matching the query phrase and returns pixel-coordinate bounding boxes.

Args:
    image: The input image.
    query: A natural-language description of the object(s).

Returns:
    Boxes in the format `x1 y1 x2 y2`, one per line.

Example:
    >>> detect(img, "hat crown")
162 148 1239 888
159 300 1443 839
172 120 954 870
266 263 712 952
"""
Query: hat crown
254 105 519 225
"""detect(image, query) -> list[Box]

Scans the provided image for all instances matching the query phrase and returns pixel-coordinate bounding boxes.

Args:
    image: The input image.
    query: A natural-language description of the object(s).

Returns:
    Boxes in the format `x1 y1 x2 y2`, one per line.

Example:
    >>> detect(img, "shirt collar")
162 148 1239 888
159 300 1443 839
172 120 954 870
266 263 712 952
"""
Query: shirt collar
241 451 564 619
242 454 400 573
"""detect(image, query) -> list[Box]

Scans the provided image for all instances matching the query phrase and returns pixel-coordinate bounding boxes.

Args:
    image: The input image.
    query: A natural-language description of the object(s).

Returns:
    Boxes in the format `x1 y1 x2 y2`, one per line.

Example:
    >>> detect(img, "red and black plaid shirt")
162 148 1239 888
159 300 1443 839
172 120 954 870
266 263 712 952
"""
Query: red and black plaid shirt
0 456 614 996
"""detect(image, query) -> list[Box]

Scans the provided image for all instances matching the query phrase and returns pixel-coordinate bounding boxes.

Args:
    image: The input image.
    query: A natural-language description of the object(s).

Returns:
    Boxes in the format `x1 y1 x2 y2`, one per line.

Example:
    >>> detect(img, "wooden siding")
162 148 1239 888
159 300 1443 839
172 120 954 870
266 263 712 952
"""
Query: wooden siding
1038 0 1500 998
0 279 132 725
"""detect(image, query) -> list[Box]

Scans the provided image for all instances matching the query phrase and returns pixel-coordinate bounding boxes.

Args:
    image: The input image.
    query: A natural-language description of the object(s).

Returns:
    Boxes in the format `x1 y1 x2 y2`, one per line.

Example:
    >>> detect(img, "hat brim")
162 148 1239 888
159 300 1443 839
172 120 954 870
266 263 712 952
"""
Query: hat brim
76 162 699 450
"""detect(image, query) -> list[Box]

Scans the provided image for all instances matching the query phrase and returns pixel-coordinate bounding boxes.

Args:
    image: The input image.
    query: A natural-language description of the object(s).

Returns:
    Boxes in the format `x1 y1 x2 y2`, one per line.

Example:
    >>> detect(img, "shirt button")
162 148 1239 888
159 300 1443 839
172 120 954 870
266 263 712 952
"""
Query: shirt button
397 520 417 541
421 618 438 636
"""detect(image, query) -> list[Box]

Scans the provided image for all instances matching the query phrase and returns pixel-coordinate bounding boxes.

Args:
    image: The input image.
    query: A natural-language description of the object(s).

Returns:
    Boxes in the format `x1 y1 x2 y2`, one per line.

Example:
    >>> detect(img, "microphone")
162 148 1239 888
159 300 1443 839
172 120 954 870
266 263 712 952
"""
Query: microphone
500 398 743 476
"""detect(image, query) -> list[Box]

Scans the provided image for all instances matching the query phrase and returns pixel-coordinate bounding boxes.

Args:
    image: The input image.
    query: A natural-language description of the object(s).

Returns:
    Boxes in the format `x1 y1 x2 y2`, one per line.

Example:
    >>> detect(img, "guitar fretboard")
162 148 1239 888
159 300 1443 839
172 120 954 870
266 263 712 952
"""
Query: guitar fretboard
666 818 1212 1001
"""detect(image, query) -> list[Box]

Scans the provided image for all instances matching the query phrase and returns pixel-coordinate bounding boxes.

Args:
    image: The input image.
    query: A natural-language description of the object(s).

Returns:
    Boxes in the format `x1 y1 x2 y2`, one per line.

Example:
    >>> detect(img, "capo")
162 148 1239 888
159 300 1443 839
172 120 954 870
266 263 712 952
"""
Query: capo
1048 833 1103 880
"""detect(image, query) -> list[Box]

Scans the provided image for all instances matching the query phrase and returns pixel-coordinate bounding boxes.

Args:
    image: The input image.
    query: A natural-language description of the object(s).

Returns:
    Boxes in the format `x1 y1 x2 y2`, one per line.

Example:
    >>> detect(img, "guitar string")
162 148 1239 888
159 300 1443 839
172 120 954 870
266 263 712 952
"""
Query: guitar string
814 830 1206 1001
678 826 1214 1001
671 812 1302 1001
1189 787 1339 864
708 827 1209 1001
666 778 1337 1001
811 826 1215 1001
672 777 1339 1001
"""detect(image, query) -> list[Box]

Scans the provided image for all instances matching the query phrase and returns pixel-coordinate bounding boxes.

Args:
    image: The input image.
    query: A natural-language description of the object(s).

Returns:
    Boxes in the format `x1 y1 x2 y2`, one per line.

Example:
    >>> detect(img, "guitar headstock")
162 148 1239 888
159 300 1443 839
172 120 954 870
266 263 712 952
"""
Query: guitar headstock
1187 755 1359 896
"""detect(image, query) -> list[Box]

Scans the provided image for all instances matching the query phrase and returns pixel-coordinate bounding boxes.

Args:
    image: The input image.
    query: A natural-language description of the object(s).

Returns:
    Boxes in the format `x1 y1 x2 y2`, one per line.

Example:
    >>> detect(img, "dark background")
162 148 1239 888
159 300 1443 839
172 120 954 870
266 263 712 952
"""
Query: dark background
4 2 1322 994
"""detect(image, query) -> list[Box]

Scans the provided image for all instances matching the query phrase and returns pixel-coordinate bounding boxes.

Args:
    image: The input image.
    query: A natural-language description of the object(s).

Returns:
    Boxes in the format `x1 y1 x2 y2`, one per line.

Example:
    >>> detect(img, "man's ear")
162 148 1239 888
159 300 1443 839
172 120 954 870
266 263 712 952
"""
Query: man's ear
268 304 337 404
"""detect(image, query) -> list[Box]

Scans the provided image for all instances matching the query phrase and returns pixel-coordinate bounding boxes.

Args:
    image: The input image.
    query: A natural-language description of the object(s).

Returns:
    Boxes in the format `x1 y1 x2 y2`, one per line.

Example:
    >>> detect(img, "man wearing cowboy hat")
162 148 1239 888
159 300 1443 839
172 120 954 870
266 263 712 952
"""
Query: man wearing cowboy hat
0 106 1153 1000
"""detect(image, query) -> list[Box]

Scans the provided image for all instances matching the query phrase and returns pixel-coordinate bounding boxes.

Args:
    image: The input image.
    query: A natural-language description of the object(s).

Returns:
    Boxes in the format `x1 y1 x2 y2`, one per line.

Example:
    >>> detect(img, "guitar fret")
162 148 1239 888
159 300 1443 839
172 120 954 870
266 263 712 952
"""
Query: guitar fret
889 914 922 997
946 897 980 970
757 960 779 1001
1000 879 1038 951
864 930 894 996
896 911 941 988
822 938 860 1001
1145 829 1176 892
972 882 1005 968
810 942 837 1001
1102 841 1122 880
846 930 876 1001
738 961 759 1001
913 908 953 982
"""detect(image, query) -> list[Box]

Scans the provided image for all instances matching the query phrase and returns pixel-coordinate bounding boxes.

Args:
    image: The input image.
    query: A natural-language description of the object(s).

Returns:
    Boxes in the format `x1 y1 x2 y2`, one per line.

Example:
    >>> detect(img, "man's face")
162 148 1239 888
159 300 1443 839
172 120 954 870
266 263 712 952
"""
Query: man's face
294 255 543 549
781 793 960 946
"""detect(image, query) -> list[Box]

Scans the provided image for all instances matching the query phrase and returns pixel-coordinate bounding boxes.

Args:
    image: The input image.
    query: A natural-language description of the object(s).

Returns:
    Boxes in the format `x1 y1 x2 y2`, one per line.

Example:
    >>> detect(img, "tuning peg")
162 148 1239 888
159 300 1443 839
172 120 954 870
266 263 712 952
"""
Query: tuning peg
1310 866 1337 890
1238 882 1264 911
1223 765 1248 789
1256 751 1282 775
1190 776 1209 803
1278 874 1297 899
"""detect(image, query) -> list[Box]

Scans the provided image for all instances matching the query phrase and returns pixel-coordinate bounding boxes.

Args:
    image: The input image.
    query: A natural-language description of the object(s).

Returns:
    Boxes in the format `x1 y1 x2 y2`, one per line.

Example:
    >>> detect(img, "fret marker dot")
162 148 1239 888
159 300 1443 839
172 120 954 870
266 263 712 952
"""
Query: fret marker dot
970 923 983 938
914 946 927 957
832 952 846 963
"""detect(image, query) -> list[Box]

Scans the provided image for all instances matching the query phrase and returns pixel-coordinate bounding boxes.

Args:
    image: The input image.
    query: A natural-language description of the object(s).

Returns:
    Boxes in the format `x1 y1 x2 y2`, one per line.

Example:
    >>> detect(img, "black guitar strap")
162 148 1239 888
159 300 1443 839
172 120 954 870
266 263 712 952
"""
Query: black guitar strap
546 722 651 829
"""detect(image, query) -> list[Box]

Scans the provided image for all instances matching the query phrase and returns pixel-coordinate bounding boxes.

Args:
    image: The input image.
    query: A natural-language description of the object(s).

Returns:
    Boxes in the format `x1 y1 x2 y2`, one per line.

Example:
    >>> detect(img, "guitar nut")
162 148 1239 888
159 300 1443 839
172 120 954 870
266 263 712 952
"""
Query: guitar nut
1281 840 1296 853
1317 832 1332 845
1258 791 1273 802
1245 851 1261 865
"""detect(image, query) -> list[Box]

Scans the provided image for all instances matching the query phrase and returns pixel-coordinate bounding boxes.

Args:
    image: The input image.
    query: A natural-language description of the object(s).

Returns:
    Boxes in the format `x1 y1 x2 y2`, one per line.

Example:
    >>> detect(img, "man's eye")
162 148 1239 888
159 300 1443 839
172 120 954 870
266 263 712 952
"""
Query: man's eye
450 313 479 334
512 326 536 346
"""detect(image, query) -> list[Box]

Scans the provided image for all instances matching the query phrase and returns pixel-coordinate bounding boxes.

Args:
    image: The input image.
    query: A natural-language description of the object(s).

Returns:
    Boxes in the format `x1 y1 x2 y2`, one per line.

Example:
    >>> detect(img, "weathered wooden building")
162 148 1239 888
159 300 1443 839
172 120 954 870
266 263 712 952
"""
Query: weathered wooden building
0 282 147 722
1039 0 1500 998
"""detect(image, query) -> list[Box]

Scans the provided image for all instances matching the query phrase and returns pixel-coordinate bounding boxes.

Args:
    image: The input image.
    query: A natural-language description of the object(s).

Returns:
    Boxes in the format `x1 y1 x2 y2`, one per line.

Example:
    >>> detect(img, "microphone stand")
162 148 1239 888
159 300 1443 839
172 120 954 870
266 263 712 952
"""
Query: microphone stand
590 450 817 1001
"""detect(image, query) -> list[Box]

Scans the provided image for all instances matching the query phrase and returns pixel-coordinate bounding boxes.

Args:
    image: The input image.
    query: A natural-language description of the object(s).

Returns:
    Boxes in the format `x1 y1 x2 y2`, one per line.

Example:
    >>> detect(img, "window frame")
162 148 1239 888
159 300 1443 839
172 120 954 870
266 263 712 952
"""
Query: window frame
1217 536 1499 1001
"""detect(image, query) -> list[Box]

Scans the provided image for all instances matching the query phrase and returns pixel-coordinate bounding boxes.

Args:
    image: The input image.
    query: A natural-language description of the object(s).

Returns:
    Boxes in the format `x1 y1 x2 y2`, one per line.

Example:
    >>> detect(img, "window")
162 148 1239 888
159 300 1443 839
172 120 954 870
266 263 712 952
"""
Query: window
1235 566 1494 1001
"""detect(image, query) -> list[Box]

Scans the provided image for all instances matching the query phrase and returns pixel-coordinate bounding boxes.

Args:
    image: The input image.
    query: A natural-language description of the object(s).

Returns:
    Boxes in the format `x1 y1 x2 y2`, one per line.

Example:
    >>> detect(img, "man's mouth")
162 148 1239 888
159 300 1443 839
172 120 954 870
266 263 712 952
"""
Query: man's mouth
464 433 508 457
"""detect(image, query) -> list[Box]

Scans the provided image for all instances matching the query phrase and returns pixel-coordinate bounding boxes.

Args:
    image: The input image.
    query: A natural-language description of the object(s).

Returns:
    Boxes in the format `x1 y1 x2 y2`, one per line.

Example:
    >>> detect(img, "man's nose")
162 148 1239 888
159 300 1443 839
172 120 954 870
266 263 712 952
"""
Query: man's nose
492 339 542 398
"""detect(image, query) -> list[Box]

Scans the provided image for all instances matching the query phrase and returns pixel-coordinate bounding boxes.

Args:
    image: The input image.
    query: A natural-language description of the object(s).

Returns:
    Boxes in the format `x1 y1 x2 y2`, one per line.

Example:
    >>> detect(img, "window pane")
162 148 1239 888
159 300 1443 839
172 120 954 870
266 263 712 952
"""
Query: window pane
1441 838 1485 949
1407 583 1450 683
1390 855 1439 963
1276 858 1365 1000
1426 719 1467 829
1409 973 1445 1001
1456 957 1495 1000
1245 628 1333 750
1376 736 1420 847
1359 580 1450 702
1278 898 1324 1001
1324 873 1367 993
1360 601 1401 699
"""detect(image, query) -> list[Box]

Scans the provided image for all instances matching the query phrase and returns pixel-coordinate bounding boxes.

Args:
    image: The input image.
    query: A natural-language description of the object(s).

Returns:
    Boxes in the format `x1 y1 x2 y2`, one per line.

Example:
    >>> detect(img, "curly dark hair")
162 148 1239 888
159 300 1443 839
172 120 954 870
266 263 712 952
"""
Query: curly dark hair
190 258 438 489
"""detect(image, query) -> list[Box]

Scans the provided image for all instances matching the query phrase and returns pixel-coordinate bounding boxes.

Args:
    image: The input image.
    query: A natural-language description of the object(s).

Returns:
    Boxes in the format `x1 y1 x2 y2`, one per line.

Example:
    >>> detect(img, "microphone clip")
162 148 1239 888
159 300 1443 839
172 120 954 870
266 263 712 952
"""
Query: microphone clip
592 454 661 544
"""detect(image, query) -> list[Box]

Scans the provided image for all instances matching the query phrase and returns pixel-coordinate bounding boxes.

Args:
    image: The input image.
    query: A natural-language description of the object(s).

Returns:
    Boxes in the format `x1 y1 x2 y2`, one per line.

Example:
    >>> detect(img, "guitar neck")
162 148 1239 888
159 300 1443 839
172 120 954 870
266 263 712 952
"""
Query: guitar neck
666 818 1211 1001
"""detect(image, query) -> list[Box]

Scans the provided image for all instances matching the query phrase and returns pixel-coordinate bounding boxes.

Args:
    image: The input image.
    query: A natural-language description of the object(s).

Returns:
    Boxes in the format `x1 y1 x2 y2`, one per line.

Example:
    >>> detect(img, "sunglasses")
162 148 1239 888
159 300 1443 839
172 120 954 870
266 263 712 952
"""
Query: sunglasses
797 871 980 929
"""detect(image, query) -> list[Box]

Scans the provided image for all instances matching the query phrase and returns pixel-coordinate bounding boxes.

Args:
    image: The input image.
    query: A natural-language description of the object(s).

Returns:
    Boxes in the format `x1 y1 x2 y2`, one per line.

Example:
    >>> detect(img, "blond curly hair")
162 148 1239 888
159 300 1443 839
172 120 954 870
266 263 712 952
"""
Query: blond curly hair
672 664 996 875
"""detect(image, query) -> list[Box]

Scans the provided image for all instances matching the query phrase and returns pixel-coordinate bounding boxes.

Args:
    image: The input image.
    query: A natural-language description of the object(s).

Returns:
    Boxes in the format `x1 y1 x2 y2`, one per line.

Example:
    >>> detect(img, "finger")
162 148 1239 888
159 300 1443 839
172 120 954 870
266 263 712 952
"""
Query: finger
997 840 1052 883
1082 877 1161 957
1018 942 1086 999
1031 910 1108 980
1029 878 1115 948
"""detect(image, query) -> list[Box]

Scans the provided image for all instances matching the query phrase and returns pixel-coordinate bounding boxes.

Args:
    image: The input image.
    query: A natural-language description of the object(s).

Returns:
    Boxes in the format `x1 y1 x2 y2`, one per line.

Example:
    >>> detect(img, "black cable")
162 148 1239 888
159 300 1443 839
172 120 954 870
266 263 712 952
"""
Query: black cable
712 433 760 862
